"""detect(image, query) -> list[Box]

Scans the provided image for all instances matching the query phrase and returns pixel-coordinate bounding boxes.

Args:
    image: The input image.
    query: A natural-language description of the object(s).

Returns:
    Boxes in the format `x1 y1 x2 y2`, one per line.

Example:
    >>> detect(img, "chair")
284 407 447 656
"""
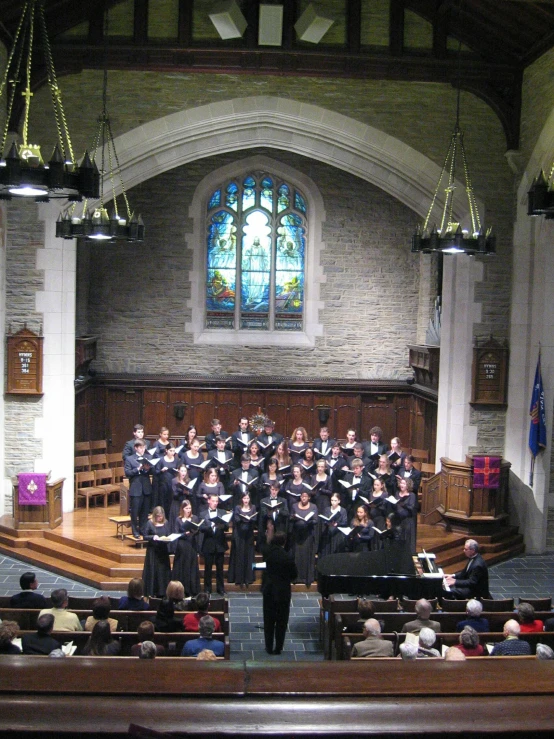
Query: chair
481 597 514 612
410 448 429 463
112 465 126 484
420 462 436 477
107 452 122 468
75 441 90 455
74 455 90 472
75 471 108 510
90 453 108 470
440 599 469 612
94 468 120 504
90 439 108 454
518 596 552 611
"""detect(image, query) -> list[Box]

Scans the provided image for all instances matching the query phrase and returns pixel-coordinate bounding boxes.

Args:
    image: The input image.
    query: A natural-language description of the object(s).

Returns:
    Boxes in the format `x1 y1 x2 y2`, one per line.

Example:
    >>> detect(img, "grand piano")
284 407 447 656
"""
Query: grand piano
316 548 444 600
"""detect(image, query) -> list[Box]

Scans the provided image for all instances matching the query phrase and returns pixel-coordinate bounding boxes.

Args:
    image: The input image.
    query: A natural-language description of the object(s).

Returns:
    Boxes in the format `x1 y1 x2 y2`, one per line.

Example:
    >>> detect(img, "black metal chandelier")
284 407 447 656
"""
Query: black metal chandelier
411 32 495 256
527 169 554 219
0 0 99 202
56 14 144 242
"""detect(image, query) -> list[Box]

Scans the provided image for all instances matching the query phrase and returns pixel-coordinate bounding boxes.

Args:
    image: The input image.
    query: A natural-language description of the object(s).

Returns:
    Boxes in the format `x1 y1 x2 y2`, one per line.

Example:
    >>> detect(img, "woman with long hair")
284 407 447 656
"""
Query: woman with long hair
172 499 201 597
228 491 257 589
393 477 417 554
290 489 319 587
82 620 120 656
155 444 180 519
349 504 374 552
318 492 348 560
288 426 310 463
142 506 172 598
117 577 150 611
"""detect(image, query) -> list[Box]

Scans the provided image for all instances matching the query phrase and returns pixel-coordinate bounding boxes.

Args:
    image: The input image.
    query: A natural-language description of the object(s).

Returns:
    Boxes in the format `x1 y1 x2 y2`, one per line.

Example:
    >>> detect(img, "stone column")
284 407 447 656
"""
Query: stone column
435 255 483 465
504 212 554 553
34 202 76 513
0 204 6 515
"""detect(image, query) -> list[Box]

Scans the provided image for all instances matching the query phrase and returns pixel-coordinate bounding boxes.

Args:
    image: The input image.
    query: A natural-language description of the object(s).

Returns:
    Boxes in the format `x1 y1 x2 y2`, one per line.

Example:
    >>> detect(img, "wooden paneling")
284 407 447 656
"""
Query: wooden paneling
333 395 361 439
395 396 412 447
264 392 288 435
188 389 213 435
288 393 313 435
168 388 193 436
142 390 168 435
105 389 141 453
77 379 438 462
216 390 242 433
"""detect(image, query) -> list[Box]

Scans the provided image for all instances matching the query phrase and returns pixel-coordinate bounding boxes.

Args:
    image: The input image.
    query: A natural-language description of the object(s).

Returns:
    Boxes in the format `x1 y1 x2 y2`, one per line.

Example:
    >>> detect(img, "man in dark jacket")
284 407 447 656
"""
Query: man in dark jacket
261 528 298 655
443 539 491 600
21 614 60 655
10 571 47 608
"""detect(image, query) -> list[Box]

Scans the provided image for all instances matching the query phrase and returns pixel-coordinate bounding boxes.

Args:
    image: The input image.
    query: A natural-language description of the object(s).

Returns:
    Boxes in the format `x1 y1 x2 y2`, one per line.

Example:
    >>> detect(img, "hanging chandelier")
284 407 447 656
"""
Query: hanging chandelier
56 14 144 242
527 168 554 219
411 32 495 256
0 0 99 202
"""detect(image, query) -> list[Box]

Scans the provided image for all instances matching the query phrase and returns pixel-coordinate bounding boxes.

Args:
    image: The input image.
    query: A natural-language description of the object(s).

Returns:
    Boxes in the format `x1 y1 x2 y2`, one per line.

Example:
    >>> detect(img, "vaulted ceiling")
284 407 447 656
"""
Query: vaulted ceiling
2 0 554 149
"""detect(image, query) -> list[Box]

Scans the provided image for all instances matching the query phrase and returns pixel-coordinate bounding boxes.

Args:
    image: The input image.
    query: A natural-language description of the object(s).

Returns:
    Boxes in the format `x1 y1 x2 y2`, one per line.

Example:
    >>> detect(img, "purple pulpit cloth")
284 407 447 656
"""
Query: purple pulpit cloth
18 472 48 505
473 456 501 489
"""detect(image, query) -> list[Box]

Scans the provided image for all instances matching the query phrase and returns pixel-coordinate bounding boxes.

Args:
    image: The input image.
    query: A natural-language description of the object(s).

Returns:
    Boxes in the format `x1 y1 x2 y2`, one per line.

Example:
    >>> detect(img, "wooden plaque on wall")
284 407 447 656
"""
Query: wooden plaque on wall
7 327 43 395
471 338 508 405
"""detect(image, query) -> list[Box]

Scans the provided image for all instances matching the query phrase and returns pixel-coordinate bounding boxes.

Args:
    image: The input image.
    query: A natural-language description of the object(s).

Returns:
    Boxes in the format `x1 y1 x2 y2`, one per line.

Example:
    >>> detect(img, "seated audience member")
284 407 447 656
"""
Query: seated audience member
444 647 466 661
351 618 394 658
536 643 554 660
84 596 119 633
196 648 219 661
401 599 440 634
138 641 157 659
117 578 150 611
417 627 441 658
516 602 544 633
154 598 183 633
181 615 224 657
183 592 221 632
167 580 187 611
455 626 484 657
490 619 531 656
0 621 21 654
130 622 166 657
82 620 121 656
21 613 60 655
455 599 490 633
354 599 376 631
48 648 66 659
10 571 47 609
39 588 81 632
399 642 418 661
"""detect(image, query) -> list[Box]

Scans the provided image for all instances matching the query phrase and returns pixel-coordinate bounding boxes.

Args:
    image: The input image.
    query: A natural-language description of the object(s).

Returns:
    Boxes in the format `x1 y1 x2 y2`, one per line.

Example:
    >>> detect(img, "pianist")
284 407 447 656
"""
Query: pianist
443 539 491 600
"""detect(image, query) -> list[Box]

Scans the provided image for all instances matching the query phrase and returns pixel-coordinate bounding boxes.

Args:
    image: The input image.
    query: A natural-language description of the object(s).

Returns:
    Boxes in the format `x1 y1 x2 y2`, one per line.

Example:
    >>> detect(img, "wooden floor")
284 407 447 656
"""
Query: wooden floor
0 502 524 591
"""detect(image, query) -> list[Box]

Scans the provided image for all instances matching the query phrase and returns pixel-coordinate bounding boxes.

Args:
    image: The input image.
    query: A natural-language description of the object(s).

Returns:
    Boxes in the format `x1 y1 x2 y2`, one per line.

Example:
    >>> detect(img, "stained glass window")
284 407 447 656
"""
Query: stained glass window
206 172 307 331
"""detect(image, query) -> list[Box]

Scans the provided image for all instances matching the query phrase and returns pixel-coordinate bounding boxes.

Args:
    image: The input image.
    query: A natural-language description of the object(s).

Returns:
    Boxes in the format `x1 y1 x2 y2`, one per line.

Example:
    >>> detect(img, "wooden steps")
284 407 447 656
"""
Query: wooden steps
0 508 526 593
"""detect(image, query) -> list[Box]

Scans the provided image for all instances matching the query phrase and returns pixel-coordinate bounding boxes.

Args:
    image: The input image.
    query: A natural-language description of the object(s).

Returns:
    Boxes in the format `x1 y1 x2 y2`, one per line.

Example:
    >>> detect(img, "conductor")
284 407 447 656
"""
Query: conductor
261 526 298 655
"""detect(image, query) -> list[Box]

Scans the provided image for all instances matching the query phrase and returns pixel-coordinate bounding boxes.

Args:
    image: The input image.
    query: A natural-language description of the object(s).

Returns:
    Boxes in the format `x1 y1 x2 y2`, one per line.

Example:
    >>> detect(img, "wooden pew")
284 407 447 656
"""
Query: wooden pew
341 630 554 660
2 658 554 737
13 630 230 659
328 610 554 658
0 609 229 635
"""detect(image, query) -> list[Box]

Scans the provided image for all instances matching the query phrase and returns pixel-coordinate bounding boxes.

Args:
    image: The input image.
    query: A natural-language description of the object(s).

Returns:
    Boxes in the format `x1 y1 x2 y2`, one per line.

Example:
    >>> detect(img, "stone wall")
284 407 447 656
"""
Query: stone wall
4 201 45 513
520 46 554 169
81 149 420 378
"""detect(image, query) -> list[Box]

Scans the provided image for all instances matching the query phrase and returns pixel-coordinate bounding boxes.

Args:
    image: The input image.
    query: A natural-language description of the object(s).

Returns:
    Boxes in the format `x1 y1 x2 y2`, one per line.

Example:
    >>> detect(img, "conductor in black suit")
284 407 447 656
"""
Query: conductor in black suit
261 527 298 655
124 440 154 538
443 539 491 600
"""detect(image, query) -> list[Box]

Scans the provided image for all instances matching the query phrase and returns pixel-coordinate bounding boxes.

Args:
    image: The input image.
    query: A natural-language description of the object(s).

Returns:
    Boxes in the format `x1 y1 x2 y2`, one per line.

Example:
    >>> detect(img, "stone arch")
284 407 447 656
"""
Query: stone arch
107 96 478 227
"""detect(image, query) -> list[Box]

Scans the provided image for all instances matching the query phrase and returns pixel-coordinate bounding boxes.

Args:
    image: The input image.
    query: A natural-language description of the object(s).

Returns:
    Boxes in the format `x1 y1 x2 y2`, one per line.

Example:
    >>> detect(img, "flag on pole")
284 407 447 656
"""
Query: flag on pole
529 351 547 484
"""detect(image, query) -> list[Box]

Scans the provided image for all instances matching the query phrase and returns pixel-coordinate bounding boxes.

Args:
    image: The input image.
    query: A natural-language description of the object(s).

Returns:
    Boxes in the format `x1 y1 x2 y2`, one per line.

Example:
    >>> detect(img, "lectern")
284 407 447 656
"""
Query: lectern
13 477 64 530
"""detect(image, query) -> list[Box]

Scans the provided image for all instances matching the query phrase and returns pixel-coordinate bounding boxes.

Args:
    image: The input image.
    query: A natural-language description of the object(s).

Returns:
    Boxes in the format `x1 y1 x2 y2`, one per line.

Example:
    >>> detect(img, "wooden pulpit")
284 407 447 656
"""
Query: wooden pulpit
13 477 64 530
421 456 510 536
